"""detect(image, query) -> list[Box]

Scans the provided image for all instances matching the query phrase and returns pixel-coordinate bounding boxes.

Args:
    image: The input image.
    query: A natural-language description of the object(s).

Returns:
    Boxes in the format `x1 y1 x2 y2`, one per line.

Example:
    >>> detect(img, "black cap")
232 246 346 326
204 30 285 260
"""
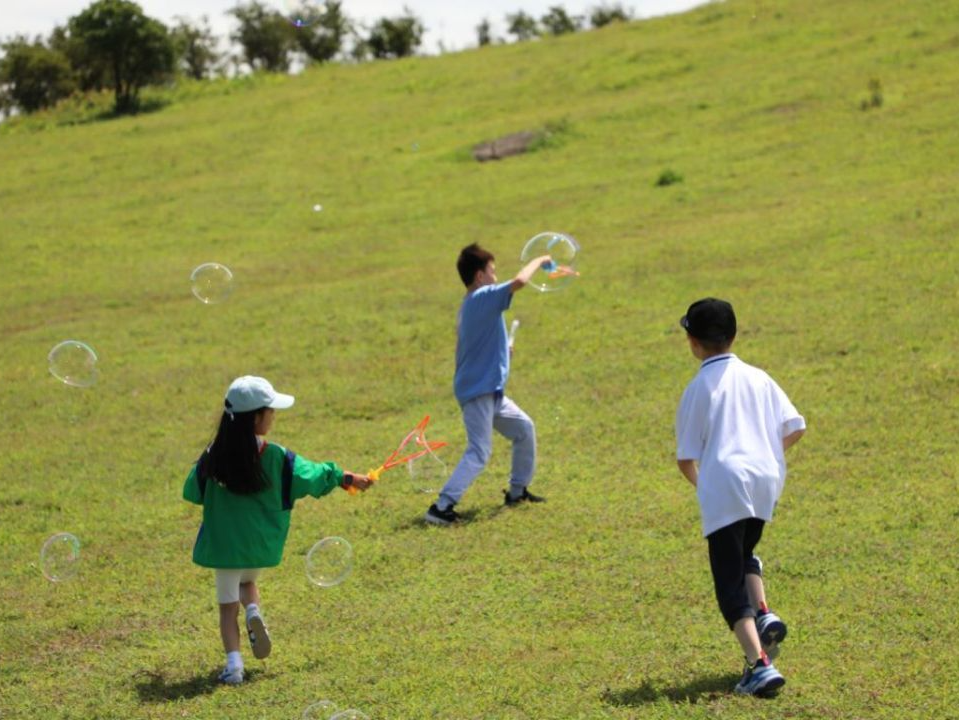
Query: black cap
680 298 737 343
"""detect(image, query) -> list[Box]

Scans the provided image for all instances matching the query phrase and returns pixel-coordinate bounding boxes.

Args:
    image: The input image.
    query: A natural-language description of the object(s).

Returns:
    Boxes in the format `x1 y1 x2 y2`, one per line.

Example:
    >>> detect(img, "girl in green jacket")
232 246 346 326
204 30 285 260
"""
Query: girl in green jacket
184 376 372 685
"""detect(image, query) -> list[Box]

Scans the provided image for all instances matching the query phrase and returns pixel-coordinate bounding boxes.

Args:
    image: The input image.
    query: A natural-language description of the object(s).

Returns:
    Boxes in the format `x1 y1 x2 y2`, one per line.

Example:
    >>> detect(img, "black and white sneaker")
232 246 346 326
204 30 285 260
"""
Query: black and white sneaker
503 488 546 506
424 503 460 526
756 610 787 660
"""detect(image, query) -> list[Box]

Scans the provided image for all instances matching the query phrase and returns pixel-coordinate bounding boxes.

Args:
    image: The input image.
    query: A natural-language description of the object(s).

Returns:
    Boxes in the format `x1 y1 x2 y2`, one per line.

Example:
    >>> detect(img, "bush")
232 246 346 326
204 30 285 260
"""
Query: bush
0 37 76 114
655 168 683 186
590 4 633 29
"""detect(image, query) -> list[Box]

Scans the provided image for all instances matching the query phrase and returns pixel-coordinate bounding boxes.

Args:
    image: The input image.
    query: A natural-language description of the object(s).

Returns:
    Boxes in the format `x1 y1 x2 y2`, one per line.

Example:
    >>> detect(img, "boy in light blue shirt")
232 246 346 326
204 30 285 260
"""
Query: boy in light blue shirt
425 243 551 525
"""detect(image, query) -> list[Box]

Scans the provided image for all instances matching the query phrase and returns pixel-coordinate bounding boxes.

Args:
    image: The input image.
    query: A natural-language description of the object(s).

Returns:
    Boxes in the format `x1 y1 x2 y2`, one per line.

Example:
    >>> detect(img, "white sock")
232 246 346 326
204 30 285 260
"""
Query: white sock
226 650 243 671
245 603 260 622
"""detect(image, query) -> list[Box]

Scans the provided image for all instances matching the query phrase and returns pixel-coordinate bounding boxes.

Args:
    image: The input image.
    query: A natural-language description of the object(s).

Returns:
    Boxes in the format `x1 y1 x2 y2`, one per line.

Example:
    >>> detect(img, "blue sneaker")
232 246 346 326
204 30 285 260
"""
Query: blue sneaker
756 610 787 660
734 655 785 697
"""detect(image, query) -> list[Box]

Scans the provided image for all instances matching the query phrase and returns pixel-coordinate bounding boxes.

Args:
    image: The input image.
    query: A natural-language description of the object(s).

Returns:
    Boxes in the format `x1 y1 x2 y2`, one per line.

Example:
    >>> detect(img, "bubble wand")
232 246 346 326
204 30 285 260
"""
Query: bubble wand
346 415 447 494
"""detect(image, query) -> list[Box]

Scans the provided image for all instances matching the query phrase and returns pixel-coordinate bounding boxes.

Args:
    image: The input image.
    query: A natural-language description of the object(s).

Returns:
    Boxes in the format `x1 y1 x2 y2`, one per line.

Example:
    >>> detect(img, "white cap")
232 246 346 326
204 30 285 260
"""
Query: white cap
225 376 295 416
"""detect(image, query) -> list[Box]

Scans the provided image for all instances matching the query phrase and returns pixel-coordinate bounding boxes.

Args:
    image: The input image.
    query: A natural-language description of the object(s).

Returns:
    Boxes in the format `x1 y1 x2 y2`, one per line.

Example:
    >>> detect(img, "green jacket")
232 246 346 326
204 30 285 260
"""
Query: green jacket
183 441 344 569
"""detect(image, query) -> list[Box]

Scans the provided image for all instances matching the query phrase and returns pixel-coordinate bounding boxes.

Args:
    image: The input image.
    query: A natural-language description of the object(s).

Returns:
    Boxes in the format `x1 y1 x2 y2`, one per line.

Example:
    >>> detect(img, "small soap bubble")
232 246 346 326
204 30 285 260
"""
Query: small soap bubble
40 532 81 582
303 700 338 720
306 537 353 587
48 340 99 387
190 263 234 304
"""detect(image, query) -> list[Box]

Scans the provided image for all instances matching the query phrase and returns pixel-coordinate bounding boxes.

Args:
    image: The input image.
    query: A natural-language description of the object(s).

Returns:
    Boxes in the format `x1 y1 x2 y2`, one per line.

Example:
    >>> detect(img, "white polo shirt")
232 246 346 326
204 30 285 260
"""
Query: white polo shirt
676 354 806 537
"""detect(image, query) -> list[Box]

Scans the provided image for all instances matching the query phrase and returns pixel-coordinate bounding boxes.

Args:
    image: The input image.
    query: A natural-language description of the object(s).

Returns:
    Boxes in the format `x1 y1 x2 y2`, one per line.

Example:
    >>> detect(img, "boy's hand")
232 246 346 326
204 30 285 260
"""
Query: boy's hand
512 254 553 292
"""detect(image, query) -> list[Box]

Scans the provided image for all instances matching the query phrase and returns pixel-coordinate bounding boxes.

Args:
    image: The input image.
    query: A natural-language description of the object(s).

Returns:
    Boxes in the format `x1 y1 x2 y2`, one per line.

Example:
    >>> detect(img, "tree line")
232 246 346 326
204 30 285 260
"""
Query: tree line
0 0 633 117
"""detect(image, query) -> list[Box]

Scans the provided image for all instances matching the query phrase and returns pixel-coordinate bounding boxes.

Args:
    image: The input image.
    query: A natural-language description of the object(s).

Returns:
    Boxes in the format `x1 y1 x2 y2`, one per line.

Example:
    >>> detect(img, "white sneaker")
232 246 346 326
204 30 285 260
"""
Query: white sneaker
247 613 272 660
218 666 244 685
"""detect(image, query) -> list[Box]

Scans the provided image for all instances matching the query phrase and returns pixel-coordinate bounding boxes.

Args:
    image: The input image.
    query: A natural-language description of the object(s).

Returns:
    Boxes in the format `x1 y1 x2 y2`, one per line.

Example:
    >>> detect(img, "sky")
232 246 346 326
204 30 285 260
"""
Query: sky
2 0 710 54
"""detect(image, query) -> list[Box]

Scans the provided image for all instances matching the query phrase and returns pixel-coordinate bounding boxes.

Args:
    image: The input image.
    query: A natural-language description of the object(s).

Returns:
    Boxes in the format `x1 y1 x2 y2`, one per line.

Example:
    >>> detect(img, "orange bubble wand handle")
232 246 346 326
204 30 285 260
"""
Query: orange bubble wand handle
345 465 384 495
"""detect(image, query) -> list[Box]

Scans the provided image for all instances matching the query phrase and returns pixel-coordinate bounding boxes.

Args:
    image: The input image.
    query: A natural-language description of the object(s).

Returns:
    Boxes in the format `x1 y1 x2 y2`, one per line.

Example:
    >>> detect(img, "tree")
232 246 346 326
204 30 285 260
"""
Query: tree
229 1 295 72
590 3 633 28
365 8 425 59
171 16 221 80
505 11 539 42
0 36 76 114
67 0 174 114
292 1 351 64
476 18 493 47
48 24 106 92
540 6 582 36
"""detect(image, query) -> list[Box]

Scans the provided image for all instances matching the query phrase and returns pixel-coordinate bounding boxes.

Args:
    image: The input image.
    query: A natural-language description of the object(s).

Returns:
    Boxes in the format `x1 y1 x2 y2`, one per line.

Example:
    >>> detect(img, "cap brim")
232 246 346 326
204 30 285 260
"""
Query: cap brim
269 393 295 409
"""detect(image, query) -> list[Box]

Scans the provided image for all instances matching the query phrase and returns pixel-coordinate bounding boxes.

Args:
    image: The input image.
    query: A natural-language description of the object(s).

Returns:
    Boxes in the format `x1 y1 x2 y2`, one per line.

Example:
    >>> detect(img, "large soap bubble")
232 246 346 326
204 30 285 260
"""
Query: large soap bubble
190 263 234 304
40 532 81 582
48 341 99 387
520 232 581 292
306 537 353 587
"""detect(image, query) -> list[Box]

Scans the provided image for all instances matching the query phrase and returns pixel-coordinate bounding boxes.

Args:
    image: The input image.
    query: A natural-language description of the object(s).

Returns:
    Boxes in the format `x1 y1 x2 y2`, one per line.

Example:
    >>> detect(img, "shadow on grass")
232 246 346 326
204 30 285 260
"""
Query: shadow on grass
394 507 484 530
88 98 170 123
603 672 741 706
134 667 262 702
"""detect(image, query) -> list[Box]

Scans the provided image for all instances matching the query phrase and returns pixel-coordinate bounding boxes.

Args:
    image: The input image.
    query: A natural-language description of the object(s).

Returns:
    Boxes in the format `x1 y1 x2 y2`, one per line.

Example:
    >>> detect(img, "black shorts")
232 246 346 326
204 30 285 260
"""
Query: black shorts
706 518 765 630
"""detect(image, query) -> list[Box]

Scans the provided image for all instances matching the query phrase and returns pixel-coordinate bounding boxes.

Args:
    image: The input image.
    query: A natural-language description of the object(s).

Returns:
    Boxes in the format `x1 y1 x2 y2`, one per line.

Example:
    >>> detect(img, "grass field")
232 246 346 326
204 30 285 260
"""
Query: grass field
1 0 958 717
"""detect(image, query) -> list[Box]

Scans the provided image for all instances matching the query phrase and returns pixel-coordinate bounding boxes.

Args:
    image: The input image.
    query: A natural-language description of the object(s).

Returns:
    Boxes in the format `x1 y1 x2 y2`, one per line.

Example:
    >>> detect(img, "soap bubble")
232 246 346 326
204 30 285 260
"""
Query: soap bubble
40 532 81 582
190 263 233 304
330 711 369 720
48 341 99 387
407 449 447 495
520 231 580 292
306 537 353 587
302 700 338 720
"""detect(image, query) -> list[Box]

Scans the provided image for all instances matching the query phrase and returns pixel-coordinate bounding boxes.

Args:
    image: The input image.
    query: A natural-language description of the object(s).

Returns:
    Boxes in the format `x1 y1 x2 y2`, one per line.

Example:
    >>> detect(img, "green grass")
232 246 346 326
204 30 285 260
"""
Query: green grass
1 0 958 717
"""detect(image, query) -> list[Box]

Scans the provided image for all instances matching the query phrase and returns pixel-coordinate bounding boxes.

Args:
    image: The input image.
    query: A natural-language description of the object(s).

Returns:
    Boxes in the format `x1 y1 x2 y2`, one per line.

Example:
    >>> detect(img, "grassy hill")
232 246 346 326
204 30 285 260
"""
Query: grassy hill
1 0 957 717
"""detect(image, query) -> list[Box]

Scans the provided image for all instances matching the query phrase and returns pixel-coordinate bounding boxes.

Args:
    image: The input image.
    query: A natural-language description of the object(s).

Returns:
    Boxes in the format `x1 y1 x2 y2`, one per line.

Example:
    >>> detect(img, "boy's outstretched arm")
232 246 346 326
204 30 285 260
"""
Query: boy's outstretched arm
511 255 552 293
783 428 805 451
677 459 698 487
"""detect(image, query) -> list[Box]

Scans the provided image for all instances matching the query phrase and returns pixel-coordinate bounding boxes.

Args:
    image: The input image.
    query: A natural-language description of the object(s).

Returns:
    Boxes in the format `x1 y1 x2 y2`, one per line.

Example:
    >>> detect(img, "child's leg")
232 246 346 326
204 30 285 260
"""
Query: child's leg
746 571 767 612
742 524 788 652
239 572 271 659
492 395 536 498
435 394 495 509
239 579 261 609
707 520 764 664
218 602 242 654
743 523 767 611
214 570 246 683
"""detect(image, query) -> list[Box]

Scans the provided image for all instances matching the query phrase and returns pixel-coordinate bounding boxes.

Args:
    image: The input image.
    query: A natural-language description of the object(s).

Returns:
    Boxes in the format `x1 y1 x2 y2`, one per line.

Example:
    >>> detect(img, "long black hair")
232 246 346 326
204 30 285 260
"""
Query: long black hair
199 408 271 495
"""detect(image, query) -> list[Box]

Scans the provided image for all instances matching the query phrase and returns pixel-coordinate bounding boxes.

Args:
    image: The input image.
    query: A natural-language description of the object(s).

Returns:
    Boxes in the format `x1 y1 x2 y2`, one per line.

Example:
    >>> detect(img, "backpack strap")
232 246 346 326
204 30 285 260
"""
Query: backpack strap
281 449 296 510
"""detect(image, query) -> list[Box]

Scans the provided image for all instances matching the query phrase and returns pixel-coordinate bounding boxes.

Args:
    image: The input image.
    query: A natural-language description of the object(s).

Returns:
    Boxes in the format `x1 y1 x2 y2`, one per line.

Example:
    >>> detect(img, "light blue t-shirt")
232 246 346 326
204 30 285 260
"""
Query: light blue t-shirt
453 281 513 405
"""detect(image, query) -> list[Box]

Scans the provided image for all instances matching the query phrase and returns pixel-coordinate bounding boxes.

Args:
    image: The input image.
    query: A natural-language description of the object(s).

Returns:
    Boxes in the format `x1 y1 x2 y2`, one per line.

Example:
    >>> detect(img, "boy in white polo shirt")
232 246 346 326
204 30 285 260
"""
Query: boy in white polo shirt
675 298 805 697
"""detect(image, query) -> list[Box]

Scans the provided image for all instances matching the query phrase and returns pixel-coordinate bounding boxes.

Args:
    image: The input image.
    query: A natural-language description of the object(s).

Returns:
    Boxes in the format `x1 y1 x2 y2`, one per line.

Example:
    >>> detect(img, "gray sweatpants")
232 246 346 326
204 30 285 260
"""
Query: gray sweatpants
437 392 536 510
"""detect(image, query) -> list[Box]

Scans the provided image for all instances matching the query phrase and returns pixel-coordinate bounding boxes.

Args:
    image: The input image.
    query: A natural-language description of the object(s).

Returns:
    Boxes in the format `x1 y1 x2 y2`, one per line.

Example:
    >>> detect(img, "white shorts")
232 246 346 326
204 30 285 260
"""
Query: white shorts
214 568 262 604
